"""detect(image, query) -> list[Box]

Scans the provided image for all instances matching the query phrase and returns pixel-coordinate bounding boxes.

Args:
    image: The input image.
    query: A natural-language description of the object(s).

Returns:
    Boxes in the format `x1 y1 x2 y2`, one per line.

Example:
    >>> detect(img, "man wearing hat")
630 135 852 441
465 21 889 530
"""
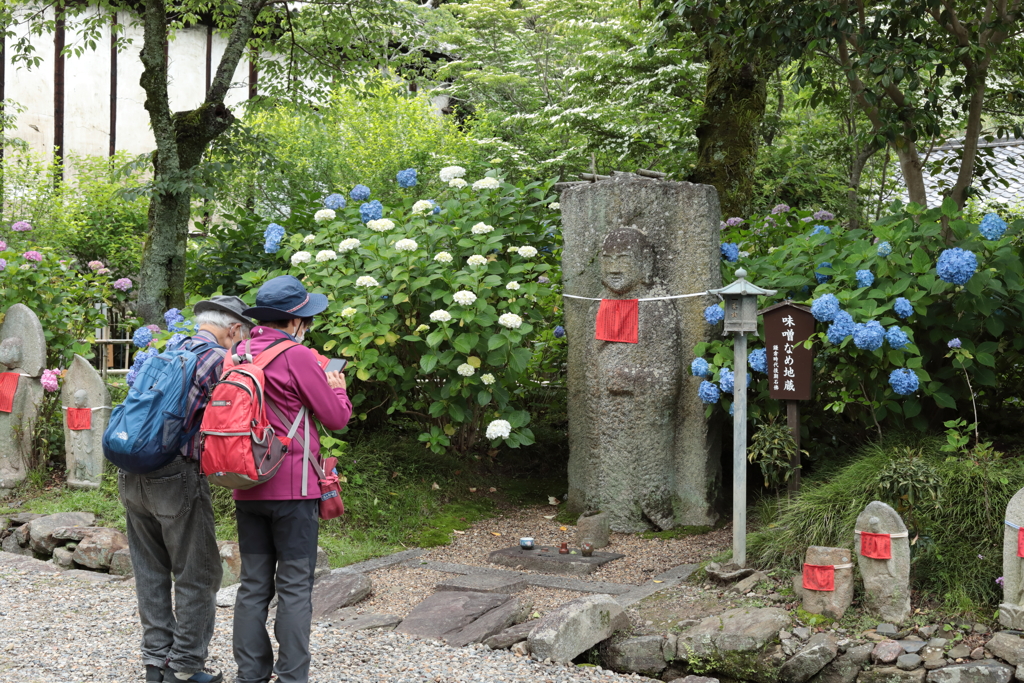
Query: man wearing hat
124 296 253 683
231 276 351 683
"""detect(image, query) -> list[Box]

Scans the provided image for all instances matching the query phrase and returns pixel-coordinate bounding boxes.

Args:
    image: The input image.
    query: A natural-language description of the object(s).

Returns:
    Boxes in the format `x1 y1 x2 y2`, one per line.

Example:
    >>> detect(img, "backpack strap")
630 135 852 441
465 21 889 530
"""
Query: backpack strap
268 399 325 497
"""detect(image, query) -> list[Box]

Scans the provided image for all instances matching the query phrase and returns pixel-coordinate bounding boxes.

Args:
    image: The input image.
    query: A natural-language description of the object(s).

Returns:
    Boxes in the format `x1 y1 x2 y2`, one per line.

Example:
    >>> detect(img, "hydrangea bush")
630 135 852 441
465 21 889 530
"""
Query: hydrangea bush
694 199 1024 435
238 169 562 454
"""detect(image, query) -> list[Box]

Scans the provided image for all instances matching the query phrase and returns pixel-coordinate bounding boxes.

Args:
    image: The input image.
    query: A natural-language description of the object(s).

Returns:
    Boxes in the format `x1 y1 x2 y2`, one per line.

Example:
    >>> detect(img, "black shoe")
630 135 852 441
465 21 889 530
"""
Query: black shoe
145 665 165 682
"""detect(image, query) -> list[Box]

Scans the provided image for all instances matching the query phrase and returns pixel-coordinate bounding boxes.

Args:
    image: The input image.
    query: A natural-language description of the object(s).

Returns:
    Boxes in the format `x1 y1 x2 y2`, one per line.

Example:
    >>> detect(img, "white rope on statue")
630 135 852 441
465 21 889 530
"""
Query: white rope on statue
854 530 909 538
1007 521 1021 530
562 291 713 302
61 406 112 412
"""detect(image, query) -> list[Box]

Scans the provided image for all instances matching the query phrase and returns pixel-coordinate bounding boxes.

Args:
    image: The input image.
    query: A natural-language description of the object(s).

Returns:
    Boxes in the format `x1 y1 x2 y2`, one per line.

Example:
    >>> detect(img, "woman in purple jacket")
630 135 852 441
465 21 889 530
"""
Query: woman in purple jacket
233 275 352 683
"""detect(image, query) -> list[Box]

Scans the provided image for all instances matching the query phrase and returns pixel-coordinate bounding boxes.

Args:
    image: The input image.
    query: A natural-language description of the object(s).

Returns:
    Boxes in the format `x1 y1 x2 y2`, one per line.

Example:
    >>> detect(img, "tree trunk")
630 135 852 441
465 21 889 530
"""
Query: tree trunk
893 140 928 208
688 47 770 219
847 142 880 230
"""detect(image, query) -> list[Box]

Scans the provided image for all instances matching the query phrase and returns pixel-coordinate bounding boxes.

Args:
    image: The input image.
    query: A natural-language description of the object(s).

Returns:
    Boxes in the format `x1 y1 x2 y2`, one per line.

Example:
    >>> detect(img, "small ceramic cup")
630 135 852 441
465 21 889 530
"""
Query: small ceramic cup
581 541 594 557
520 537 535 550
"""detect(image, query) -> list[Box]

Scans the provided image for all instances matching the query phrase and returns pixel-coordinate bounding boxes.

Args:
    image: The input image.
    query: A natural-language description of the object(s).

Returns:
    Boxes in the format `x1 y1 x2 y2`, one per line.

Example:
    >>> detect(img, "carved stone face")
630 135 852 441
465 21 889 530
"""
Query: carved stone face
74 389 89 409
600 228 654 295
0 338 22 369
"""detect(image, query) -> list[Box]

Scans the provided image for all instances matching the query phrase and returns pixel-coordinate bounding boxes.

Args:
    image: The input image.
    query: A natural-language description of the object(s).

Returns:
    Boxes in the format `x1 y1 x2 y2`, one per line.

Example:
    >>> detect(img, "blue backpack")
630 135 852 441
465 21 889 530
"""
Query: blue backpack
102 341 217 474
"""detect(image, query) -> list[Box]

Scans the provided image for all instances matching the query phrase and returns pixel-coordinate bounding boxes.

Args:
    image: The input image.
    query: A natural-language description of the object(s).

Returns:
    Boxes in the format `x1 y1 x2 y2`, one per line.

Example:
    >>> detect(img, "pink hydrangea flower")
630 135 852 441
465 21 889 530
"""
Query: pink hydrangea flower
0 240 6 251
11 221 32 232
97 267 111 275
88 260 105 271
22 251 42 262
0 259 6 271
40 369 60 393
146 324 161 333
113 278 133 291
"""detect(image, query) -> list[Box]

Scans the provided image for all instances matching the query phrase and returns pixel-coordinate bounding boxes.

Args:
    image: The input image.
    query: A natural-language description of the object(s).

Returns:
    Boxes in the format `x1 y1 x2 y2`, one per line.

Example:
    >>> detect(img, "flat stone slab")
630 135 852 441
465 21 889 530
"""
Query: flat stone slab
484 621 537 649
320 607 402 632
311 572 372 619
437 573 526 594
395 591 511 640
0 550 62 573
445 596 531 648
405 559 634 595
56 569 124 583
332 548 426 575
488 546 624 576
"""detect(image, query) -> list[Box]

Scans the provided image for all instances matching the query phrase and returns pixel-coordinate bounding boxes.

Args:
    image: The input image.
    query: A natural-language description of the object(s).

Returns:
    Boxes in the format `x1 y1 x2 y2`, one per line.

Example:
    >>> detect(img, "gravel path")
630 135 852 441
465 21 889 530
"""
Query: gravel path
0 568 647 683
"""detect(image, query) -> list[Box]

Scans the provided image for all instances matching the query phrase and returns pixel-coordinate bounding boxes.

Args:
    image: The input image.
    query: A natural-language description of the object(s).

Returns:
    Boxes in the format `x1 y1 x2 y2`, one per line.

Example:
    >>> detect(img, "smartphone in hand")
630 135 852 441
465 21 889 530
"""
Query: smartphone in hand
324 358 348 374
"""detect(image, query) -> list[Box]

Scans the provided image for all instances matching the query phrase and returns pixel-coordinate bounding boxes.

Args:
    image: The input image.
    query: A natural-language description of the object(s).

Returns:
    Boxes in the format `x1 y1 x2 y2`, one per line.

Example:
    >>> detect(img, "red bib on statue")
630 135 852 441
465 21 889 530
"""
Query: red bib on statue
595 299 639 343
802 563 835 591
67 408 92 431
0 372 19 413
1017 527 1024 558
860 532 891 560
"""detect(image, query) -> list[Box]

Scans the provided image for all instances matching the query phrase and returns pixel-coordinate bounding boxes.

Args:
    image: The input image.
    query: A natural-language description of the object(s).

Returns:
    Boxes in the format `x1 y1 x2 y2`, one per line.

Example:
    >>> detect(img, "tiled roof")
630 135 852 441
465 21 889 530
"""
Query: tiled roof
898 137 1024 207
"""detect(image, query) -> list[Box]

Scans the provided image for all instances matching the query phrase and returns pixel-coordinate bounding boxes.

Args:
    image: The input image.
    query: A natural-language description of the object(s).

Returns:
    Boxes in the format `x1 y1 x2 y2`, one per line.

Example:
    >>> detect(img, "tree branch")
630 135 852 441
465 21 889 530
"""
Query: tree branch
140 0 177 175
206 0 263 104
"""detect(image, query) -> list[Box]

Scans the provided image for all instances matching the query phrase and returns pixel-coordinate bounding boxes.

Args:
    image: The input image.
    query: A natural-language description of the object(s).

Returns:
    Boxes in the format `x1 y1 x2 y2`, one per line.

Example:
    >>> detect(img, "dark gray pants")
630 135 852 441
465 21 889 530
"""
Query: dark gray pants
233 499 319 683
120 458 222 674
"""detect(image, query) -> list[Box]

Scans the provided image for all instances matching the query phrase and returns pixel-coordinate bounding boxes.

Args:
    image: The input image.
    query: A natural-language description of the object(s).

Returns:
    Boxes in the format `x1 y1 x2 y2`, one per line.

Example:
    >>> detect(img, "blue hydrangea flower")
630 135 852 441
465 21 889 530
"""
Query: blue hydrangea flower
810 225 831 236
323 194 346 210
749 348 767 374
815 262 833 284
948 338 962 349
167 333 187 350
704 305 725 324
350 184 371 201
429 199 441 215
170 319 196 334
691 358 710 377
263 223 285 254
719 368 735 394
396 168 418 188
721 243 740 262
885 326 910 350
811 293 840 322
698 380 720 404
826 310 855 345
729 403 734 416
889 368 920 395
877 241 893 257
554 325 565 338
164 308 184 327
853 320 884 351
855 269 874 288
132 327 152 348
813 210 834 221
893 297 914 318
979 213 1007 241
936 248 978 285
360 200 384 223
126 348 158 386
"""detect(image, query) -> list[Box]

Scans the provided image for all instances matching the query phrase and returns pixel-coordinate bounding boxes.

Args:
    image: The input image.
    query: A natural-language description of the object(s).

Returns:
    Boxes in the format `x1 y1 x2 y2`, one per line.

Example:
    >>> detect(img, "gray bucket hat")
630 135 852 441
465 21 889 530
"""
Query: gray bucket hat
193 295 254 328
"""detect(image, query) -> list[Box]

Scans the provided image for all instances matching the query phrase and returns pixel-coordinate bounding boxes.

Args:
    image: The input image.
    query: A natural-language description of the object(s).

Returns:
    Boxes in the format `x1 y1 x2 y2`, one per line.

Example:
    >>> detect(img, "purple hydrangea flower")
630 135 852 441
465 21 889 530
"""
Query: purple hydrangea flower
11 221 32 232
725 217 744 227
948 338 962 349
40 369 60 393
771 203 790 214
813 210 834 221
553 325 565 338
22 251 42 262
113 278 133 291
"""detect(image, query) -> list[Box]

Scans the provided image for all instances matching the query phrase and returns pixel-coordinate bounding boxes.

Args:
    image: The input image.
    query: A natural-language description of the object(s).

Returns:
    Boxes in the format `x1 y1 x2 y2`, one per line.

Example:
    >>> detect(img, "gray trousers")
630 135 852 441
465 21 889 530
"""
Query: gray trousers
233 499 319 683
120 458 223 674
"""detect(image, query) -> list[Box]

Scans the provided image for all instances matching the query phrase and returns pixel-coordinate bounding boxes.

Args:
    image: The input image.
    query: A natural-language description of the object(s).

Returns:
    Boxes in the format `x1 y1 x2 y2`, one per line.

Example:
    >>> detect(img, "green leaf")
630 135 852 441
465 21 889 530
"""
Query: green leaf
426 330 445 348
940 196 959 217
911 248 931 273
453 333 474 354
902 398 922 418
933 392 957 409
420 354 437 373
487 334 507 350
976 352 995 367
477 390 492 406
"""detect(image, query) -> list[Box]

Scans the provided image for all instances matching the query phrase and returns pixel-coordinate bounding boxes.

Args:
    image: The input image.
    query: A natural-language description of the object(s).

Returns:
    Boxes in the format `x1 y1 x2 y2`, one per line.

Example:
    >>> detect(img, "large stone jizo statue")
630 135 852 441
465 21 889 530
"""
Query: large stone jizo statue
0 304 47 493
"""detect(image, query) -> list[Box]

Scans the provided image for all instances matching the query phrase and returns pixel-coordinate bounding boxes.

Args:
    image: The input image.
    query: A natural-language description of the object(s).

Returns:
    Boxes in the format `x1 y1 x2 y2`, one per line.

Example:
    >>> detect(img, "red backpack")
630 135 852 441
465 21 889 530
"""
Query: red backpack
200 339 303 490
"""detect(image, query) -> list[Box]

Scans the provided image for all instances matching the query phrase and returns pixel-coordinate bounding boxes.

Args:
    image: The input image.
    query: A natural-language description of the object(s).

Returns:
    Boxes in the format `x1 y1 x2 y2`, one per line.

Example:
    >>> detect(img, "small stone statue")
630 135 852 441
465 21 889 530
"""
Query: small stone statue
0 304 47 493
855 501 911 624
62 355 111 490
1000 488 1024 629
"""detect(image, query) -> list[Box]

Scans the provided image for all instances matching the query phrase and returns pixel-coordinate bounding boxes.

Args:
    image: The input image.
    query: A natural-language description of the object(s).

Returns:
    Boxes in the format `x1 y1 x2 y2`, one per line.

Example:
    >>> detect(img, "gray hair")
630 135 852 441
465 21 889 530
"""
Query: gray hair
195 310 250 330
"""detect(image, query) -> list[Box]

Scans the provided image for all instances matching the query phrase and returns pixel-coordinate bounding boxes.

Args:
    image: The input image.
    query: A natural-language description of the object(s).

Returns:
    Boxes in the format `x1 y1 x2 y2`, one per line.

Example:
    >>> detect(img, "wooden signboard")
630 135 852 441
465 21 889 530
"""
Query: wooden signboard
762 302 815 401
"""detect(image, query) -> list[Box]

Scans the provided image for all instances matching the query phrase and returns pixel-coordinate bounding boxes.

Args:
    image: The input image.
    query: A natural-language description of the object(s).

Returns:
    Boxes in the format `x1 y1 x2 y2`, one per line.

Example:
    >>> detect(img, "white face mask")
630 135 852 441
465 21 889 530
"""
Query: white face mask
293 322 306 343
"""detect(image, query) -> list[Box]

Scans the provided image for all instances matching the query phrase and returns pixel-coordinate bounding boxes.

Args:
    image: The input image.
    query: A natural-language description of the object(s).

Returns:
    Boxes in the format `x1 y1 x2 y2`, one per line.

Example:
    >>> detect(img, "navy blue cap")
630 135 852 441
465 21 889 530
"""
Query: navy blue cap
241 275 329 321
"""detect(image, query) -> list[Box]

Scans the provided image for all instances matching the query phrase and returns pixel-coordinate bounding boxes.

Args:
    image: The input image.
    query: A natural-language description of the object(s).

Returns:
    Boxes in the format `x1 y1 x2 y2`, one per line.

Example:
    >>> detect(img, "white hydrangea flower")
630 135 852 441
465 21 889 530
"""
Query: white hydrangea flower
411 200 434 216
355 275 379 287
395 239 418 252
314 209 335 223
517 246 538 258
291 251 312 265
739 250 750 258
467 255 487 266
490 158 503 164
434 251 454 264
338 238 361 253
507 246 519 253
485 419 512 440
367 218 395 232
549 202 560 210
303 234 316 243
448 178 468 188
473 177 501 190
480 373 495 385
505 281 520 291
471 222 494 235
453 290 478 306
498 313 523 329
20 263 31 270
415 324 429 333
429 309 452 322
315 249 337 262
439 166 466 182
457 363 475 377
341 307 357 317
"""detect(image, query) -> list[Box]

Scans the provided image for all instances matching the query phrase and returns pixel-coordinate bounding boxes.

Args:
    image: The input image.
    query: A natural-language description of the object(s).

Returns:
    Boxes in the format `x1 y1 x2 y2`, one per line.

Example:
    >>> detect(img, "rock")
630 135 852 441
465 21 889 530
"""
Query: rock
859 666 927 683
794 627 812 641
397 591 511 640
930 639 950 649
563 176 722 531
9 513 43 526
921 626 939 638
321 609 402 632
527 594 629 664
675 607 791 683
25 513 97 556
484 622 537 650
14 522 30 545
664 633 677 659
856 502 911 624
809 644 873 683
310 572 372 620
445 597 532 648
729 572 768 595
1 532 31 556
975 625 990 635
1001 490 1024 630
899 655 924 671
926 660 1013 683
577 511 611 549
62 355 111 490
52 546 75 569
782 631 794 640
922 648 946 663
109 548 133 577
971 648 986 660
315 545 330 578
1015 664 1024 682
71 528 128 569
798 546 854 620
877 624 900 637
925 660 947 671
779 633 839 683
949 645 972 660
986 632 1024 666
437 573 527 594
601 635 668 675
784 640 802 657
0 549 62 572
706 562 756 584
900 641 927 654
218 541 241 587
510 641 529 657
59 569 124 582
670 678 721 683
874 641 906 664
488 546 623 576
216 583 240 608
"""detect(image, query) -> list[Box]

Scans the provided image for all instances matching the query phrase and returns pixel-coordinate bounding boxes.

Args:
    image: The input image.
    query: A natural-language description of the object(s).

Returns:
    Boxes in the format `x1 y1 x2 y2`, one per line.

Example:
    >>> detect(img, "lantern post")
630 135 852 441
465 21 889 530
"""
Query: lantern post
709 268 776 567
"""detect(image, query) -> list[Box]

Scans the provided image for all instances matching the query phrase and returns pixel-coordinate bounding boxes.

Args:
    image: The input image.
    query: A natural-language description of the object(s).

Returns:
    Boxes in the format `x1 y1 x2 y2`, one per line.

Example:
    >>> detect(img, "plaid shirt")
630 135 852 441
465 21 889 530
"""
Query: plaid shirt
180 330 227 460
